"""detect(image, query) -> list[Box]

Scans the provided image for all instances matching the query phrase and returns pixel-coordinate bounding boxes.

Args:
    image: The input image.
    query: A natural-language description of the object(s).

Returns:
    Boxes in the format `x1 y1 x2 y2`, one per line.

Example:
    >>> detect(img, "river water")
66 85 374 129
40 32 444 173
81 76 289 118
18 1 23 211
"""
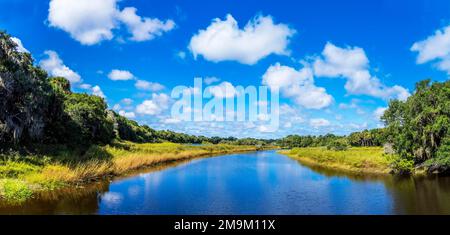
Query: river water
1 150 450 214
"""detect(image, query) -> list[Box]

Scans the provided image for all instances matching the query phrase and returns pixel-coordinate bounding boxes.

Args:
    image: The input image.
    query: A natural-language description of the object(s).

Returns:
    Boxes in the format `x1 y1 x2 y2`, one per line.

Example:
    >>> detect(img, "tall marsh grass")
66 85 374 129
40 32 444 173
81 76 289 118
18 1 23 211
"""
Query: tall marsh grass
282 147 391 174
0 142 263 202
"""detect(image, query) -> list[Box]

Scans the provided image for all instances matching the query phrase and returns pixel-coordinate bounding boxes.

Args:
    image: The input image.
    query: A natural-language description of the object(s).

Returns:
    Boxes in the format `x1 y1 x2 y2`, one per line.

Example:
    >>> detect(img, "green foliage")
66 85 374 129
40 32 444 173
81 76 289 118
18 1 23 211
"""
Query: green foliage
382 79 450 173
0 179 32 202
0 161 39 178
63 93 115 147
424 137 450 172
1 31 52 146
285 147 390 174
386 154 415 175
278 134 343 148
347 129 387 147
327 139 349 151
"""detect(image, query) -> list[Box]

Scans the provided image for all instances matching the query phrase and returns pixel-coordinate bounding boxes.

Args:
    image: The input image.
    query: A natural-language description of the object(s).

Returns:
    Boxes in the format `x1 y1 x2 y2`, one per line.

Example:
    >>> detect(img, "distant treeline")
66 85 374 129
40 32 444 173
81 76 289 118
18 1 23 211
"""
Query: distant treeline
277 128 387 149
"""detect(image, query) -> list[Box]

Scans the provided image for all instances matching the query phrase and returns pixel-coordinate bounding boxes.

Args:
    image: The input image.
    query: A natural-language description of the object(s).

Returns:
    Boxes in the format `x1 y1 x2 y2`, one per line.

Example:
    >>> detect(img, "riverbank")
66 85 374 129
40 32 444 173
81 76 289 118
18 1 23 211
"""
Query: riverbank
0 142 269 203
280 147 392 175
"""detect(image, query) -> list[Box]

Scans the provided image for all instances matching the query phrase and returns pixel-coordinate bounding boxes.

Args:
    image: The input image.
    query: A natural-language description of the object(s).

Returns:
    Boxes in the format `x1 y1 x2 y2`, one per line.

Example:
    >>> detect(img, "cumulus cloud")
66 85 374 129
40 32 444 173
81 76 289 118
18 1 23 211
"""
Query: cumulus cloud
78 83 106 98
136 93 170 115
48 0 117 45
108 69 134 81
117 7 175 42
40 50 82 84
119 110 136 119
135 80 165 91
262 63 333 109
313 42 410 101
48 0 175 45
373 107 387 120
10 37 29 53
39 51 106 98
206 81 238 98
189 14 295 65
92 85 106 98
163 117 182 124
309 118 331 128
411 25 450 75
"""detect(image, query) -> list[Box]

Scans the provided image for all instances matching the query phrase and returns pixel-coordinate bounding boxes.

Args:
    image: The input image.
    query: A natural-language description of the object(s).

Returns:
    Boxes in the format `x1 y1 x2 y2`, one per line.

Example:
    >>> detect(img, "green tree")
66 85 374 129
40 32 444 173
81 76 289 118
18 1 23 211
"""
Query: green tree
382 79 450 173
63 93 115 147
1 32 52 147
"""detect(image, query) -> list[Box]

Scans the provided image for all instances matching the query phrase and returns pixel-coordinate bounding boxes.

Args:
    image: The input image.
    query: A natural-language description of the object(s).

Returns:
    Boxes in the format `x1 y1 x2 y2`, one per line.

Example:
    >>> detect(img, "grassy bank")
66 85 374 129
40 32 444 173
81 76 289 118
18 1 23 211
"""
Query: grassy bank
280 147 392 174
0 142 267 203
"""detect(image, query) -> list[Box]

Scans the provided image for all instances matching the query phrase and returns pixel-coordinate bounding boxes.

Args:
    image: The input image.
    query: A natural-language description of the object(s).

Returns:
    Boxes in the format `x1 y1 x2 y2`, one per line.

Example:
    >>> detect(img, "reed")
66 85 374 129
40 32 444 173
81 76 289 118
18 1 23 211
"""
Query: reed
280 147 391 174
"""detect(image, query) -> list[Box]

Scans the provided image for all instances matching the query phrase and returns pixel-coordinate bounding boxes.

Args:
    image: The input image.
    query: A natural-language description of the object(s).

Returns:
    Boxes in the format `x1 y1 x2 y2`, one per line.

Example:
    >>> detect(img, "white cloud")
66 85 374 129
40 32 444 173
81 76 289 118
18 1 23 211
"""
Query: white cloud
113 104 121 111
136 93 170 115
108 69 134 81
257 125 272 133
39 50 82 84
79 83 92 90
119 110 136 119
135 80 165 91
92 85 106 98
189 14 295 65
411 25 450 75
78 83 106 98
207 81 238 98
313 42 410 101
162 117 182 124
10 37 29 53
262 63 333 109
204 77 220 85
373 107 387 120
309 118 331 128
117 7 175 42
48 0 117 45
48 0 174 45
348 122 368 130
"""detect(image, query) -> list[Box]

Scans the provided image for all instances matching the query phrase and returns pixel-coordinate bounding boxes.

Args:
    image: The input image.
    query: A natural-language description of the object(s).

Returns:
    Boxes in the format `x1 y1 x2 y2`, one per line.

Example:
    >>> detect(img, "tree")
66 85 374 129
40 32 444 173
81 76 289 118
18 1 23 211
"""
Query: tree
63 93 115 146
1 31 52 147
382 79 450 172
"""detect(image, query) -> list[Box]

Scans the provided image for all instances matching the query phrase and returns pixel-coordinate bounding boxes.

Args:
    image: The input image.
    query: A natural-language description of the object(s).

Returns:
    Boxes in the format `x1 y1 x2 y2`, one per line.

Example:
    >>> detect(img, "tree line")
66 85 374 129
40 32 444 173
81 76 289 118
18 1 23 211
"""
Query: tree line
277 128 387 149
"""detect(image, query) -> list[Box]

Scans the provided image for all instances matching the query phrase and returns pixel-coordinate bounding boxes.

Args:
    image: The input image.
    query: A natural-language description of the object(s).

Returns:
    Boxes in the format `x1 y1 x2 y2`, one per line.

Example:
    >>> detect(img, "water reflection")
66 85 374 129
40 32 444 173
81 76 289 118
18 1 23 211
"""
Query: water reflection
292 157 450 214
1 150 450 214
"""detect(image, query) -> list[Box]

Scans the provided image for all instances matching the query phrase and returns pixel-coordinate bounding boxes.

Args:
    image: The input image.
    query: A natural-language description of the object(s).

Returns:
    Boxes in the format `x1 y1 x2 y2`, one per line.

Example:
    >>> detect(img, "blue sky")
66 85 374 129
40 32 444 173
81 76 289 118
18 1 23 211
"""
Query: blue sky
1 0 450 138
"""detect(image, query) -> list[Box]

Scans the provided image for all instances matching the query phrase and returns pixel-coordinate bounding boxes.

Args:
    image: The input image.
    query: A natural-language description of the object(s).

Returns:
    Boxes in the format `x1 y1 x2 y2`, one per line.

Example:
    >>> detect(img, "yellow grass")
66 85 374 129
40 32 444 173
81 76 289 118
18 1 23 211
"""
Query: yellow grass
280 147 391 174
1 142 267 202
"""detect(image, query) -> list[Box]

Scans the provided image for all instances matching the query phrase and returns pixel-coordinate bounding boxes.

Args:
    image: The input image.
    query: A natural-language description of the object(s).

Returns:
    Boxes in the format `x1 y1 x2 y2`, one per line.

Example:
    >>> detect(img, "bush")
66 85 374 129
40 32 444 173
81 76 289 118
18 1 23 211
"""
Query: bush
327 139 349 151
63 93 115 147
386 154 414 174
0 161 39 178
0 179 33 202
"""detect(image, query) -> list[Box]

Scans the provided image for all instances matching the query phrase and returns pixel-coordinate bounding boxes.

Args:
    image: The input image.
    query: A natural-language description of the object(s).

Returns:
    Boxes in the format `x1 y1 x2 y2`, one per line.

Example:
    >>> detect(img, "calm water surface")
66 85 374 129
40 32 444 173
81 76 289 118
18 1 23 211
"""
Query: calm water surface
1 150 450 214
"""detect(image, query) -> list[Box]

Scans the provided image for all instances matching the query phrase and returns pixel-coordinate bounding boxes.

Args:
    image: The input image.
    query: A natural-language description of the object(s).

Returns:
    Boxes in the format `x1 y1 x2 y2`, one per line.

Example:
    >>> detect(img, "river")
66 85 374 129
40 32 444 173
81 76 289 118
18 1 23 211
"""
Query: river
1 150 450 214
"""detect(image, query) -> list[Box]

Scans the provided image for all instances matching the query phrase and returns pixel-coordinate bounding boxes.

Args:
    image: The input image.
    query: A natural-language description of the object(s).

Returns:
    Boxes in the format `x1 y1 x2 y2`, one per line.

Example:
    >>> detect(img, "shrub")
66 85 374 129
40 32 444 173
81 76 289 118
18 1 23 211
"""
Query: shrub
327 139 349 151
0 179 33 202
